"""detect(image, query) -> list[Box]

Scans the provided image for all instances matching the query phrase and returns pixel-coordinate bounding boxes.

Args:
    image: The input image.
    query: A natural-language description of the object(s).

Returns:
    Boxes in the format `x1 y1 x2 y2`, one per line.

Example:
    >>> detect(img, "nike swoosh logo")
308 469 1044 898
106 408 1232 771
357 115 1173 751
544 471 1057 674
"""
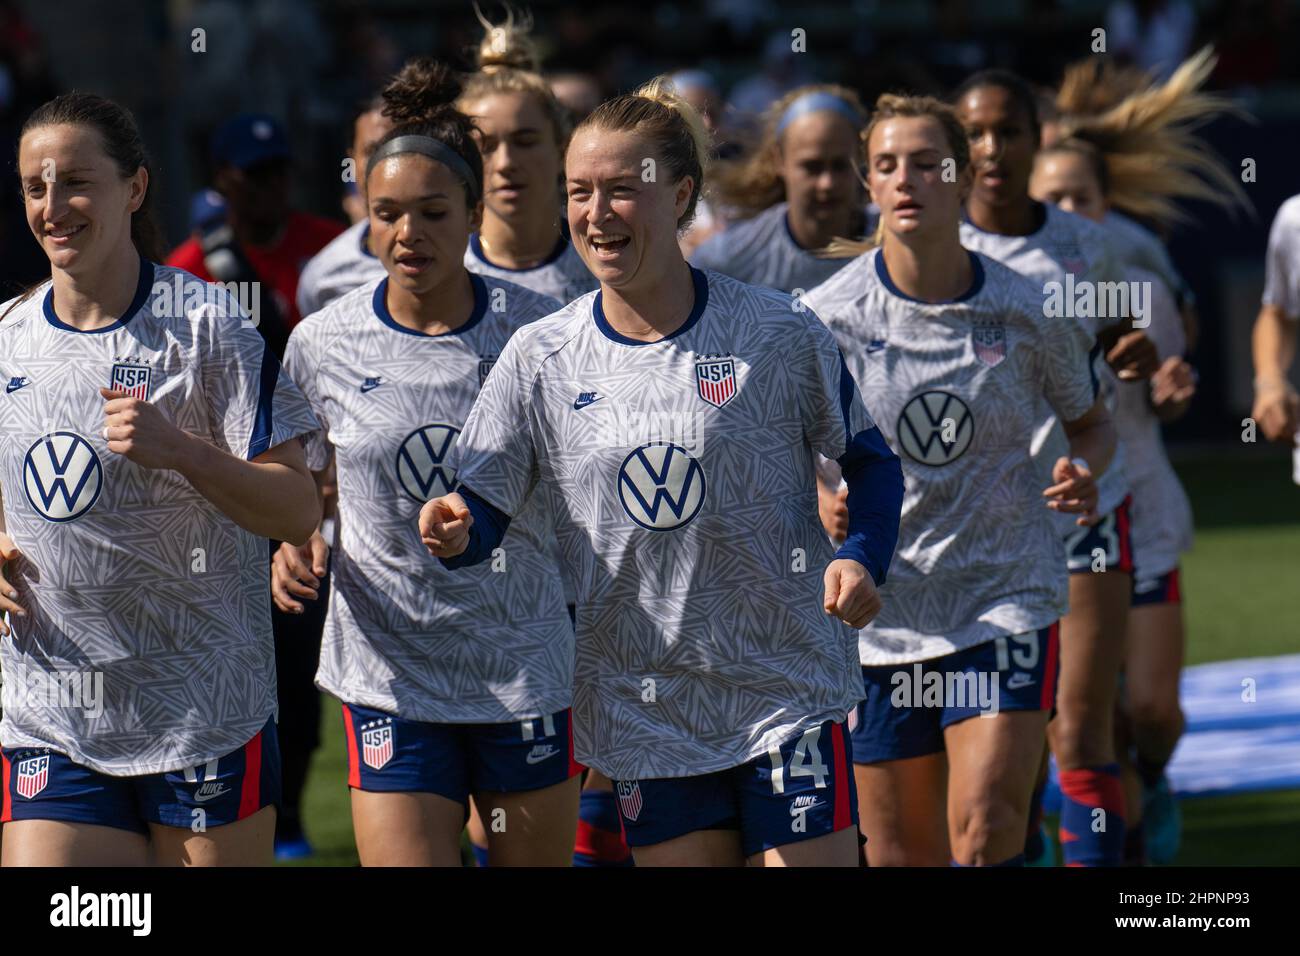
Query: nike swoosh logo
573 396 601 410
789 802 823 816
360 383 381 393
5 381 29 394
866 342 886 353
194 787 231 803
526 750 559 764
1005 676 1035 689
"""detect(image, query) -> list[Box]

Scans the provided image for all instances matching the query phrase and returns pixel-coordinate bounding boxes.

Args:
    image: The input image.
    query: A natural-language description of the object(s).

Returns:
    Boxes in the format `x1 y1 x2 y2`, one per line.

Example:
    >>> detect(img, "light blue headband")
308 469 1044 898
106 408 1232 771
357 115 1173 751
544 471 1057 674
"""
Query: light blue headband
775 92 862 135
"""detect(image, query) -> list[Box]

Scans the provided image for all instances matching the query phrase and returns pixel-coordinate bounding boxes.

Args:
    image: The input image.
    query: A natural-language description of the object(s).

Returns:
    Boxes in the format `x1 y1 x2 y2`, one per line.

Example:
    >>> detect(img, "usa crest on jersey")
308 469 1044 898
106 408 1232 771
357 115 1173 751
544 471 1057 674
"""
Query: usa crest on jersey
695 358 736 409
361 721 394 770
972 324 1007 368
478 356 497 388
616 779 643 822
15 754 50 799
109 363 152 401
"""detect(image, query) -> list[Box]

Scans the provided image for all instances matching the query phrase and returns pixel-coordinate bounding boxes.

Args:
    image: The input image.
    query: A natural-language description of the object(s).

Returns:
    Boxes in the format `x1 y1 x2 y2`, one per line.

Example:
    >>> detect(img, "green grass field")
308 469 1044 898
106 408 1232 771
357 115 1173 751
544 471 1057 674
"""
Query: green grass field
284 450 1300 867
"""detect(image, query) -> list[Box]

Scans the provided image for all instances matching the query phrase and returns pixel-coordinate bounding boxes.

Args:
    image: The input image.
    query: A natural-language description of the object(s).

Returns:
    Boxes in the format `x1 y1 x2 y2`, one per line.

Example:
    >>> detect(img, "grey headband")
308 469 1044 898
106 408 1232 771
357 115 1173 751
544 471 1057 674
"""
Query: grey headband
366 134 481 202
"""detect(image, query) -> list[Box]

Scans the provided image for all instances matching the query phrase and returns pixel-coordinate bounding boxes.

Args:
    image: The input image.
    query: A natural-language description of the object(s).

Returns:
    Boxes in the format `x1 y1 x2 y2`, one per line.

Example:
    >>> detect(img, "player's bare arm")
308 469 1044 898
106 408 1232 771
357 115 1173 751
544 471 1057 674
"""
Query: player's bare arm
1250 303 1299 444
1045 397 1116 526
100 385 319 544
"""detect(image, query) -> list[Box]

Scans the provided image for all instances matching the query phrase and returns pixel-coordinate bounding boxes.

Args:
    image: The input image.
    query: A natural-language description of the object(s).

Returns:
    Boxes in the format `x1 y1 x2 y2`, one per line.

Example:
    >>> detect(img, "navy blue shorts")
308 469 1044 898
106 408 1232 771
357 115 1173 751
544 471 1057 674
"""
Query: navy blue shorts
1066 496 1134 575
1 717 280 835
612 719 858 858
1131 567 1181 607
851 625 1060 764
342 703 582 805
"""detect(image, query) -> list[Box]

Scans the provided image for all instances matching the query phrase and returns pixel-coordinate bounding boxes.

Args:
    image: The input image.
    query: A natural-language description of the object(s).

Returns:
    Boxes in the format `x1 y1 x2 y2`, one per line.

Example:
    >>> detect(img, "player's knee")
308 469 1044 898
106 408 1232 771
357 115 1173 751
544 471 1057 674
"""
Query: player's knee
1127 696 1184 738
1049 711 1112 766
951 796 1020 860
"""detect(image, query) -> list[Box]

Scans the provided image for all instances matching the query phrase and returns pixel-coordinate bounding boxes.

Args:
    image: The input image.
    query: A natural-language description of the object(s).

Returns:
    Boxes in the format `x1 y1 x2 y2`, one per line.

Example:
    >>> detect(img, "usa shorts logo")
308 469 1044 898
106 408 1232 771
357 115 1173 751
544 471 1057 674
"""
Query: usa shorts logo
395 423 460 503
109 363 152 401
617 442 706 530
361 721 394 771
972 324 1006 368
15 754 50 799
896 391 974 466
616 780 643 822
23 432 104 522
695 358 737 409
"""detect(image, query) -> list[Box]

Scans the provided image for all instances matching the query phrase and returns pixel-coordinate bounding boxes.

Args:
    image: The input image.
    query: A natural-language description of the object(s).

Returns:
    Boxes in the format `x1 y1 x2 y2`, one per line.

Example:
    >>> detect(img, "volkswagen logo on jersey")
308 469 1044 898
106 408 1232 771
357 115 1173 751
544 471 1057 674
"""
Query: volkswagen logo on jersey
15 754 49 799
972 323 1007 368
395 423 460 504
617 442 706 530
616 780 642 822
695 358 737 409
109 363 152 401
896 391 974 466
23 432 104 522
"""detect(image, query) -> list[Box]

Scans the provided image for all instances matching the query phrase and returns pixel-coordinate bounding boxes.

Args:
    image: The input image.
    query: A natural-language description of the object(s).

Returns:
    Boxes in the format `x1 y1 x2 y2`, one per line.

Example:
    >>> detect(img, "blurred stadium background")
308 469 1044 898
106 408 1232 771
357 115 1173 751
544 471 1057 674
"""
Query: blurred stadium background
2 0 1295 865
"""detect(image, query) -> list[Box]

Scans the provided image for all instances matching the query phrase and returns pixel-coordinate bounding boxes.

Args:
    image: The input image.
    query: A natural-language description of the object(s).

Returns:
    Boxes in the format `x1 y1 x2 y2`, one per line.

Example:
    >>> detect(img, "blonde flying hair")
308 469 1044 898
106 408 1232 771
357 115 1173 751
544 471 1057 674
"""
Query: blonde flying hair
1052 47 1253 227
459 3 571 150
710 83 866 219
824 92 969 259
574 75 710 231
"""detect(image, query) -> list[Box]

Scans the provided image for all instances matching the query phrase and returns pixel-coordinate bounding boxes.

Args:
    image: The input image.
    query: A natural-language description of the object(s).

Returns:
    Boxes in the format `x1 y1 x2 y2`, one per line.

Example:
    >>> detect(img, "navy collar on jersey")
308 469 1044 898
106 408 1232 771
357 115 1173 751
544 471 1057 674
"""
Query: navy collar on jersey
469 224 568 272
359 223 377 259
371 271 489 337
875 247 984 304
43 256 155 334
961 199 1048 238
592 265 708 346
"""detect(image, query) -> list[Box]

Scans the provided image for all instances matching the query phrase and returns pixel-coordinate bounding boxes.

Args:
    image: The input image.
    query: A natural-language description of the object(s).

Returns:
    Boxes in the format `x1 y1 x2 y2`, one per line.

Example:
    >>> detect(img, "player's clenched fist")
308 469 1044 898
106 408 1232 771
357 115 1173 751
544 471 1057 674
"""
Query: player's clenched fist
0 531 27 637
823 558 882 630
99 387 190 469
419 493 474 559
1043 456 1099 526
271 531 331 614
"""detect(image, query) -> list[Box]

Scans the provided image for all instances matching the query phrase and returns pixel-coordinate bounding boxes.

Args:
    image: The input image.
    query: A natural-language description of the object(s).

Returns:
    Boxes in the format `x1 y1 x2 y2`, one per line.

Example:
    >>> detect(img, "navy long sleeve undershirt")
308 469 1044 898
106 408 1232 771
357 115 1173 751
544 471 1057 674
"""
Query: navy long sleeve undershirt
437 486 510 570
833 426 905 586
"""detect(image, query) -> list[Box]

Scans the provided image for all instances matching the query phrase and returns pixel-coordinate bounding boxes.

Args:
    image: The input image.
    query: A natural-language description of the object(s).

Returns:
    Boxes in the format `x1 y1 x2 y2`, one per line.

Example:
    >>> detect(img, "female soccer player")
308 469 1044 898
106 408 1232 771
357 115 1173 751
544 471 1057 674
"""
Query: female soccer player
0 92 320 866
271 62 581 868
1032 49 1248 862
806 94 1116 866
690 84 875 294
953 69 1151 866
419 77 905 867
459 10 598 305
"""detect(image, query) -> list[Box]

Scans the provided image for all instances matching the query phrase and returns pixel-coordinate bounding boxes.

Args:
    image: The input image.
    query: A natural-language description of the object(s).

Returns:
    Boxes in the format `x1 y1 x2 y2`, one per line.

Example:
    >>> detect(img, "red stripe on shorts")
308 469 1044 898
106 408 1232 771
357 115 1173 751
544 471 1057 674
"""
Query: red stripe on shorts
574 818 628 861
237 728 263 819
1040 623 1061 711
1167 568 1182 603
342 705 361 789
566 712 584 778
831 722 851 832
0 752 10 823
1116 497 1134 573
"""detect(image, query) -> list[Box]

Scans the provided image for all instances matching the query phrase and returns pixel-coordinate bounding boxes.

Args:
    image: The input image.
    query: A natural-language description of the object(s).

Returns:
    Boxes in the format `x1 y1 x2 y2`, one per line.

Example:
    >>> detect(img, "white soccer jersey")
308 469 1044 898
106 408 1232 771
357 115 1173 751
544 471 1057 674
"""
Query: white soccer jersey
296 220 385 319
690 202 879 295
805 249 1097 664
1115 266 1193 583
1104 210 1186 304
1263 194 1300 321
0 261 320 776
282 274 574 723
464 230 598 305
450 267 878 779
961 202 1130 522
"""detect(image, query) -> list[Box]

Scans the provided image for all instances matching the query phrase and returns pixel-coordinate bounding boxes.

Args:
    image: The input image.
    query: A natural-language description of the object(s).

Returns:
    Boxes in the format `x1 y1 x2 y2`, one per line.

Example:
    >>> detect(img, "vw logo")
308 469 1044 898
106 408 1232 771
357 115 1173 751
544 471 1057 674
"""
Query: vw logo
395 423 460 503
896 391 974 466
23 431 104 522
617 442 706 531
